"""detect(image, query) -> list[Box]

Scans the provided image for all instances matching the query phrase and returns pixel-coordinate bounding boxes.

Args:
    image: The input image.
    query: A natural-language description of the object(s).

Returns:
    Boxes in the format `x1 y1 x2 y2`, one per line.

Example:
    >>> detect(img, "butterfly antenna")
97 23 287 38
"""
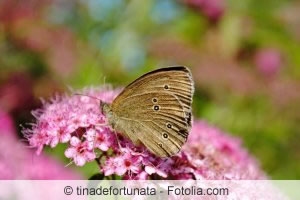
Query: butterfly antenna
73 93 102 102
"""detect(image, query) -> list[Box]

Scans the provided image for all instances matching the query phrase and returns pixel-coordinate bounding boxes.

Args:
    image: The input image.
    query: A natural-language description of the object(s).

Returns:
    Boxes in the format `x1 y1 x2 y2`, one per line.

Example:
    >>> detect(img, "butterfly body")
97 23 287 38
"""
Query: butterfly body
101 66 194 157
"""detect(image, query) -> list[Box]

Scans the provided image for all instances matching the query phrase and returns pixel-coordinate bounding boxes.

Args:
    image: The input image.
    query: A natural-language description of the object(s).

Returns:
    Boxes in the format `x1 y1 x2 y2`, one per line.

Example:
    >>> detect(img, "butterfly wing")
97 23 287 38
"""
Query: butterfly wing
112 92 188 157
113 66 194 128
111 66 194 157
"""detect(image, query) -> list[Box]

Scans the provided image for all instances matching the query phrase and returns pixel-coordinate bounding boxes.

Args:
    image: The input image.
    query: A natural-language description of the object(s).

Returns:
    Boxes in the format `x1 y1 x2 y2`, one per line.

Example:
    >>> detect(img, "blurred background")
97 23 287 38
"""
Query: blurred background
0 0 299 179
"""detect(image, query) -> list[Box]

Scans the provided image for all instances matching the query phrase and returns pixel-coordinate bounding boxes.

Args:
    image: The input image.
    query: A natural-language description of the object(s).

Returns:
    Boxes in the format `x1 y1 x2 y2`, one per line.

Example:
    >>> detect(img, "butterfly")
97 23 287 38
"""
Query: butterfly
100 66 194 157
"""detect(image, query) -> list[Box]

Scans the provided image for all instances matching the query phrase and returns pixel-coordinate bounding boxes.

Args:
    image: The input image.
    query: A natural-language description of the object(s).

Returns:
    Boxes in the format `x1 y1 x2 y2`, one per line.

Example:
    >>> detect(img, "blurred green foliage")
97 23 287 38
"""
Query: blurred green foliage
0 0 299 179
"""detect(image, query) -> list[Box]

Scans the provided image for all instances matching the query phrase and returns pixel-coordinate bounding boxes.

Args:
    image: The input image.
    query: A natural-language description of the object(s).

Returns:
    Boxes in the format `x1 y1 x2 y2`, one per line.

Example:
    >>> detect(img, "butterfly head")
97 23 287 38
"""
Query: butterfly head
100 101 115 128
100 101 112 116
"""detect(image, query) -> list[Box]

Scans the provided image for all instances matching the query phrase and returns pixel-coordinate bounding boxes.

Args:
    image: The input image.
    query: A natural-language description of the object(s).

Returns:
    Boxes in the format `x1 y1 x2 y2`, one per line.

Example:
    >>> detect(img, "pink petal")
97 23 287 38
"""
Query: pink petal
61 133 71 143
115 167 127 176
84 151 96 161
145 166 156 175
130 165 140 173
50 137 59 148
137 171 148 180
157 170 168 178
64 147 76 158
104 168 114 176
98 143 109 151
70 136 80 147
86 129 96 138
74 155 86 166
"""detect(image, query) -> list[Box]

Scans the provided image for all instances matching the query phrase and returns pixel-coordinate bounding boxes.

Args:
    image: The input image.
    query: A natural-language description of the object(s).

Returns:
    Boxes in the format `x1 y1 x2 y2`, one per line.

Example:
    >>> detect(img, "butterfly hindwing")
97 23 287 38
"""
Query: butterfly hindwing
113 92 187 157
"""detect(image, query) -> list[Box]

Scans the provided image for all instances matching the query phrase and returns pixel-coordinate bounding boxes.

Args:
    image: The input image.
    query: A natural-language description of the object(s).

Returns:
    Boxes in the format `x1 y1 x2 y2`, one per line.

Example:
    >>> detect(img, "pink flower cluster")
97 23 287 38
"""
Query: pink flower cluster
24 87 265 180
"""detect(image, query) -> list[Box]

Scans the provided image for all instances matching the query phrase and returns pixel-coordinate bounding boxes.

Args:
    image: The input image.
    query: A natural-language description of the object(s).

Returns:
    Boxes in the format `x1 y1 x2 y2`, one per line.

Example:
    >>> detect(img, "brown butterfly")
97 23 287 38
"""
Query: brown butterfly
100 66 194 157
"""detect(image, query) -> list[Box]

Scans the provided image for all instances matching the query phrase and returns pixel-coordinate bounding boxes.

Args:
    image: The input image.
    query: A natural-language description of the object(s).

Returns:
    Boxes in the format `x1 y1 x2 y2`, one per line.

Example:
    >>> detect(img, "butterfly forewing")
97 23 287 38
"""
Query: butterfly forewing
111 66 194 157
113 67 194 114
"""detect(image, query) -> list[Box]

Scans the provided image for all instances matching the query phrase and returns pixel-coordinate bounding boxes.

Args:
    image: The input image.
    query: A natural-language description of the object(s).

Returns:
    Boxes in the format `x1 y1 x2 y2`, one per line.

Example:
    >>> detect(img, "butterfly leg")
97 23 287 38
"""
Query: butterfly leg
94 122 109 127
94 121 126 154
64 160 74 168
112 131 125 154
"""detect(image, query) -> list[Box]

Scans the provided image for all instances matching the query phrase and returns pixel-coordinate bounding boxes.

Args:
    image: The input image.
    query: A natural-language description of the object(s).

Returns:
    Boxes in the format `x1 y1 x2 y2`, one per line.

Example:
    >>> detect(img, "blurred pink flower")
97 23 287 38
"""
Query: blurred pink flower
0 115 81 179
185 121 265 179
183 0 225 23
0 0 47 25
21 26 78 77
0 136 81 179
0 110 16 137
255 48 282 77
24 87 265 180
15 25 78 78
0 72 35 113
0 0 78 78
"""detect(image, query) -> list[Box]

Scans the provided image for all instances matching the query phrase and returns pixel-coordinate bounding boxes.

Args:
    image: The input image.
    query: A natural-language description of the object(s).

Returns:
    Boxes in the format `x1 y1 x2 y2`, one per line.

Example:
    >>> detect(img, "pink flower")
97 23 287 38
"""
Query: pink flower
102 148 142 176
183 121 265 179
65 136 96 166
23 87 119 156
114 151 141 176
0 110 16 138
255 48 282 77
0 109 79 180
24 87 266 180
145 166 168 178
183 0 225 23
0 135 81 180
102 157 117 176
87 127 115 151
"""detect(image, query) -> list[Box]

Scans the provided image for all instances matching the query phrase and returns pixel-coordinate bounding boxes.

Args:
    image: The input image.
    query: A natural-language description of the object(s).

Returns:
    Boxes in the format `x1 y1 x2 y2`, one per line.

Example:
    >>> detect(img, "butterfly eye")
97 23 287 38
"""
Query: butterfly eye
152 98 158 103
166 123 172 129
162 132 169 140
164 85 169 90
153 105 160 111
